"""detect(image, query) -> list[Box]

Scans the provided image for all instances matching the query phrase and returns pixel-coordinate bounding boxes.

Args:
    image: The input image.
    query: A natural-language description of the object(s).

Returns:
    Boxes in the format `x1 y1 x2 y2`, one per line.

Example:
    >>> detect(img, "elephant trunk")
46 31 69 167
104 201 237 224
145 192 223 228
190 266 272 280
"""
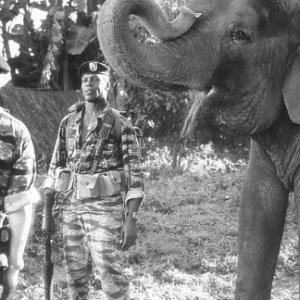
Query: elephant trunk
98 0 220 90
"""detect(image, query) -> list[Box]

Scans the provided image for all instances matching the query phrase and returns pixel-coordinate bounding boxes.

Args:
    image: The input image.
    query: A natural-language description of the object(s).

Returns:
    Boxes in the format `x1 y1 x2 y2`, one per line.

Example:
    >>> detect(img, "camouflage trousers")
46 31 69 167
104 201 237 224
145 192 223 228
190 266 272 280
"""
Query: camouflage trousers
61 193 129 300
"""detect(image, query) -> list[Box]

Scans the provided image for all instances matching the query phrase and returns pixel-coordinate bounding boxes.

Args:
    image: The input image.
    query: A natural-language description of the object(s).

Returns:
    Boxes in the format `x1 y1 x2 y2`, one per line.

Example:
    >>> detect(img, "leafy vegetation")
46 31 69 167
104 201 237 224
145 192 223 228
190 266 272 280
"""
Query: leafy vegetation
0 0 105 89
8 146 298 300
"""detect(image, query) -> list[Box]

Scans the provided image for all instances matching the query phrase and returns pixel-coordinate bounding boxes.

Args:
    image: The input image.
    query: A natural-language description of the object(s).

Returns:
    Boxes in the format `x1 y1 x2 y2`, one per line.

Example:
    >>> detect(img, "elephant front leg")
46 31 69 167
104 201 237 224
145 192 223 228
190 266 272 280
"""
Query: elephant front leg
235 143 288 300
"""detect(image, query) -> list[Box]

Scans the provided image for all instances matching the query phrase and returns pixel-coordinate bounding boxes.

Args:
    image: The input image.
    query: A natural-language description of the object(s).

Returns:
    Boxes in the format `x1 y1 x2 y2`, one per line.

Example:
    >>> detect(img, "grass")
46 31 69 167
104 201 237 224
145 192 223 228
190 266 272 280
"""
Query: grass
10 145 299 299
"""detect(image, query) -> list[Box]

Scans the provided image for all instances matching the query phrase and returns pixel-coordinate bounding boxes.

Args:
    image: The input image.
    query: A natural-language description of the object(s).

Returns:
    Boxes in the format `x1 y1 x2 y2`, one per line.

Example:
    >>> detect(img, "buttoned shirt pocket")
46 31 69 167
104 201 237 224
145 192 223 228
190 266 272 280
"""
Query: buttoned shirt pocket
100 171 122 196
76 174 101 199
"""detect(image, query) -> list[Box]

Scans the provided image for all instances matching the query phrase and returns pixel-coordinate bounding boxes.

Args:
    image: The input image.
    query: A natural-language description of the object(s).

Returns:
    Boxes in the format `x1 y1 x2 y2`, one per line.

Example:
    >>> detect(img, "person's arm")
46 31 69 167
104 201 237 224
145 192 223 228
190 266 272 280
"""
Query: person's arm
120 118 144 250
43 117 69 190
121 119 144 211
42 117 68 232
2 120 37 297
7 204 33 269
5 121 37 255
2 202 34 298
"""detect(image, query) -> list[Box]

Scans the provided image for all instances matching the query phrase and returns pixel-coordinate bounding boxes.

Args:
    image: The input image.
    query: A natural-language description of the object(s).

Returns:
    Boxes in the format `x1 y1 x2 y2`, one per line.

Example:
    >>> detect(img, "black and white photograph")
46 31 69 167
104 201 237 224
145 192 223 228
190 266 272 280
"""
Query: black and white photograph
0 0 299 299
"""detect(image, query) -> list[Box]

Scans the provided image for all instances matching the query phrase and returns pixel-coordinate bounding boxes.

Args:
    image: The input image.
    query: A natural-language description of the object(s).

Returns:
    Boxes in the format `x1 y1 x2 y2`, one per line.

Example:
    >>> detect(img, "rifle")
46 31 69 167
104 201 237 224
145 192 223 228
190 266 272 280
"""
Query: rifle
43 190 55 300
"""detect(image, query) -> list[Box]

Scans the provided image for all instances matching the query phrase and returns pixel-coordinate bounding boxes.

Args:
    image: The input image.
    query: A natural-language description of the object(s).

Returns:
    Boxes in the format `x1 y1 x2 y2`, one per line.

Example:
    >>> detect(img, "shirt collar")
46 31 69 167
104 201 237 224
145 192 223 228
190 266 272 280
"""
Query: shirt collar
75 102 111 123
97 102 111 120
75 107 84 123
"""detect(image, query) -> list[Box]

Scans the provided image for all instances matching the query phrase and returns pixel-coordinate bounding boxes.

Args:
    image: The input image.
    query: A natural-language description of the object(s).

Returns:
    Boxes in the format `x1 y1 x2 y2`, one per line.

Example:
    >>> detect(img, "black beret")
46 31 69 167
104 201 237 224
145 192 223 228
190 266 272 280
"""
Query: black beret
78 61 110 78
0 55 10 74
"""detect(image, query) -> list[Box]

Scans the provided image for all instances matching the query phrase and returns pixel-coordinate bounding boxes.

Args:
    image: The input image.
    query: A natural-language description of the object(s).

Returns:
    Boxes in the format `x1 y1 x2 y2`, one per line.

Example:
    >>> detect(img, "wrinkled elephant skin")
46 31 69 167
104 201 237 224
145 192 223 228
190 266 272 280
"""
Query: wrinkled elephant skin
98 0 300 299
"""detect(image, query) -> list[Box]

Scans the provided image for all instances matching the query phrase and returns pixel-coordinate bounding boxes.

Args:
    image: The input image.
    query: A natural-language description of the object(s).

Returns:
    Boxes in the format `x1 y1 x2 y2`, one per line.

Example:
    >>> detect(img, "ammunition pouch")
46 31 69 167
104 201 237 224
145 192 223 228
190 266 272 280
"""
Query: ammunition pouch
76 171 123 200
54 168 74 193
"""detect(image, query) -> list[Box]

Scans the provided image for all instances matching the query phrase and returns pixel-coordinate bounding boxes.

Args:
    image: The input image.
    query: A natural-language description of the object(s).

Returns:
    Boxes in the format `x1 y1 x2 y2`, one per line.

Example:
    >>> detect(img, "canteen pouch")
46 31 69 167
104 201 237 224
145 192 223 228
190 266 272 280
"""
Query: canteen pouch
77 174 101 199
100 171 122 196
54 168 74 193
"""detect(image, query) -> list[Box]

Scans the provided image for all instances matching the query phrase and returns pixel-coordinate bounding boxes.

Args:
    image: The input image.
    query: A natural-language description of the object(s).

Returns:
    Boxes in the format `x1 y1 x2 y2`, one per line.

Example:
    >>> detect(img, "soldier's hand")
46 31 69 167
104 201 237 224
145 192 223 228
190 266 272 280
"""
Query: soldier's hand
43 188 55 199
0 267 19 300
42 188 56 234
121 217 137 251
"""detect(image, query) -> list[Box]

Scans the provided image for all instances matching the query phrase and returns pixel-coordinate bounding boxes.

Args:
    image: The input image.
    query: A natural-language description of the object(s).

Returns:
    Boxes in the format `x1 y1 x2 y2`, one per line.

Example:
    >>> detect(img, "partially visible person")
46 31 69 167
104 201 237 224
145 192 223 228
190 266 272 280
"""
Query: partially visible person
43 61 144 300
0 55 39 300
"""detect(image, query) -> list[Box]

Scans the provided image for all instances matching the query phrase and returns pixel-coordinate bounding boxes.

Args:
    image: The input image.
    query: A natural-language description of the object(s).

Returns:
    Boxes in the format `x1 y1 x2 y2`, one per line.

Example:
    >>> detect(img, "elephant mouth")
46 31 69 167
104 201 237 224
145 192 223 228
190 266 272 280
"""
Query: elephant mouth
182 85 261 138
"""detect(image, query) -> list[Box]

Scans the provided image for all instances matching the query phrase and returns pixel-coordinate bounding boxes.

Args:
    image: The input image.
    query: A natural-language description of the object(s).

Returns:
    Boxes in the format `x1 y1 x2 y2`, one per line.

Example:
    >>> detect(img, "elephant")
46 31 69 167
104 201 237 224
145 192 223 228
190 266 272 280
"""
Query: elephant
97 0 300 299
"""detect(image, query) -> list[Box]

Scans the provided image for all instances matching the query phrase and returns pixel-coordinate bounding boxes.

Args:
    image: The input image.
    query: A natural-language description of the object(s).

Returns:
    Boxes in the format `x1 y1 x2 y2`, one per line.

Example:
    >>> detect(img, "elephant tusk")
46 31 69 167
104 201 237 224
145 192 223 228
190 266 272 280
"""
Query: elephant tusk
183 6 202 19
207 86 218 97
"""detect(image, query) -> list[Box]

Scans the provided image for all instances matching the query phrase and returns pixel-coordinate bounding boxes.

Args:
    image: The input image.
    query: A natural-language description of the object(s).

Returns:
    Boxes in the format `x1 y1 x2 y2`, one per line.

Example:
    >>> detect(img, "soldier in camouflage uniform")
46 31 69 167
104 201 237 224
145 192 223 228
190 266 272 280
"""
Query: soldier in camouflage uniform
0 56 38 299
43 61 144 300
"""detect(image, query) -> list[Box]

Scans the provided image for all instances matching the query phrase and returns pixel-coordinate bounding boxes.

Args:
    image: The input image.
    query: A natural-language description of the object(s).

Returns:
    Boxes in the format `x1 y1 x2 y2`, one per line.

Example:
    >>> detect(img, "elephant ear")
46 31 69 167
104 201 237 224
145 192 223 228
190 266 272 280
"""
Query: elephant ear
282 56 300 124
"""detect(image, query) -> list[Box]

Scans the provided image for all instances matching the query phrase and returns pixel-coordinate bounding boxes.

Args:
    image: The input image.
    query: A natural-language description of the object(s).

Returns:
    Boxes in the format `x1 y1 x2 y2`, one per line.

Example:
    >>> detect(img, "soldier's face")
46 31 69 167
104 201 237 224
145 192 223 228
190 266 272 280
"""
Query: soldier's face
81 74 109 103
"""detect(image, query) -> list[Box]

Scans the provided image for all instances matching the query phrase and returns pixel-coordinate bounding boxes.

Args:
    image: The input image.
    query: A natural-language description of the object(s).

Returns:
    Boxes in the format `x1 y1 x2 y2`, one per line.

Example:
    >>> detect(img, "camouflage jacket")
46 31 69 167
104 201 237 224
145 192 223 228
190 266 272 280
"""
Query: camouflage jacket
0 107 36 211
45 103 144 206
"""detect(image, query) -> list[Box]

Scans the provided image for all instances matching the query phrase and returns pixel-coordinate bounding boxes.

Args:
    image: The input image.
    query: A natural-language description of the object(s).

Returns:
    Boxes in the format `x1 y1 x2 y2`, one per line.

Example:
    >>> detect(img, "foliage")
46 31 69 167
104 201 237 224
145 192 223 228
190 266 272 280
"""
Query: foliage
66 23 96 55
124 87 189 139
143 142 248 180
1 1 50 87
0 0 100 89
0 1 20 26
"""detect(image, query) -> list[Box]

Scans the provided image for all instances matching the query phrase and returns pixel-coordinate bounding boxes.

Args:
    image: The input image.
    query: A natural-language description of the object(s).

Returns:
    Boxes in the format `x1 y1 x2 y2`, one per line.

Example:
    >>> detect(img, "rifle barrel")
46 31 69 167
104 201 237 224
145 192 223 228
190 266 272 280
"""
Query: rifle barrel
44 233 53 300
44 191 55 300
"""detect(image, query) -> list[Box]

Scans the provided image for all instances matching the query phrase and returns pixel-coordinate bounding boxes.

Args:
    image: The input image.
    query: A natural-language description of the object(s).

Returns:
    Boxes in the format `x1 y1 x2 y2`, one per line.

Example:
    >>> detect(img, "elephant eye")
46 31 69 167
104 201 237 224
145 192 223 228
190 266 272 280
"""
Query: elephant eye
232 30 252 42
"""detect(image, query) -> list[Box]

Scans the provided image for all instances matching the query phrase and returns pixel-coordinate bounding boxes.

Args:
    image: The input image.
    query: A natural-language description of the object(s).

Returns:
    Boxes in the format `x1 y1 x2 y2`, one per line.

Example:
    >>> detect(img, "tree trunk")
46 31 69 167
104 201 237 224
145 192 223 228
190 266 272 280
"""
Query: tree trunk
171 137 181 169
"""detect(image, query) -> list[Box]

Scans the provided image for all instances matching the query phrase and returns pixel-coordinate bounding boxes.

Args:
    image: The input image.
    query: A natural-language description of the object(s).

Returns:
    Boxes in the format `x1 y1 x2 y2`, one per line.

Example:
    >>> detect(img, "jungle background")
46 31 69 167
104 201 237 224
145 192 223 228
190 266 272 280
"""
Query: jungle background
0 0 298 299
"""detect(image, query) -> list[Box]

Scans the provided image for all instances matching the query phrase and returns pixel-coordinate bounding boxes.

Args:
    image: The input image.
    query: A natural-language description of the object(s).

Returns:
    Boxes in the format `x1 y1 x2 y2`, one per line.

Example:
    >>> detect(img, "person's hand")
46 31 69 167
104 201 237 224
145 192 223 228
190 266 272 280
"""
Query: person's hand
120 217 137 251
0 266 20 300
43 188 55 198
42 188 56 233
